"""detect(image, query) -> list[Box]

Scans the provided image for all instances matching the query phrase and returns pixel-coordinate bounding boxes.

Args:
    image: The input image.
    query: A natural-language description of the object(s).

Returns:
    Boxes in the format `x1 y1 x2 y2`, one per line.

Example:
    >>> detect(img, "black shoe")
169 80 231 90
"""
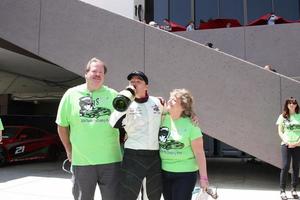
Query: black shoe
280 190 288 200
292 189 299 199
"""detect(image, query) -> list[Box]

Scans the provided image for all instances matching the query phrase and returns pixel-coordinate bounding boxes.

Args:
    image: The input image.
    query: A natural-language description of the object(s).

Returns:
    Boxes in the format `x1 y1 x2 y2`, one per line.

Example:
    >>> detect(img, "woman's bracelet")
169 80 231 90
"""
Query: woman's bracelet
200 176 208 181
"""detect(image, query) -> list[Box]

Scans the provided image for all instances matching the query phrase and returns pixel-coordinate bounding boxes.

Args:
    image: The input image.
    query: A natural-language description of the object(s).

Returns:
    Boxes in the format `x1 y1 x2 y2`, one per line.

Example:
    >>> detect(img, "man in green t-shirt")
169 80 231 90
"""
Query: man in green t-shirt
56 58 122 200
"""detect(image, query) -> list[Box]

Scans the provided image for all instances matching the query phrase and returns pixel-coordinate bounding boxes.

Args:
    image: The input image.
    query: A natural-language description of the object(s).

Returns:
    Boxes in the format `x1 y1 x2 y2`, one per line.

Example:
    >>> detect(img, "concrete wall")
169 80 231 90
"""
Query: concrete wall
39 0 144 90
177 27 246 61
177 23 300 78
0 0 40 54
1 0 300 169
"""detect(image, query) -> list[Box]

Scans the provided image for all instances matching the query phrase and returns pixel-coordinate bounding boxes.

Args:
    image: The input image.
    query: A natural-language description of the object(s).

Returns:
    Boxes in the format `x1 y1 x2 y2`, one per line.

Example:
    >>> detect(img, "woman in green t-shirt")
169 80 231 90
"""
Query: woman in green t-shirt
276 97 300 200
159 88 209 200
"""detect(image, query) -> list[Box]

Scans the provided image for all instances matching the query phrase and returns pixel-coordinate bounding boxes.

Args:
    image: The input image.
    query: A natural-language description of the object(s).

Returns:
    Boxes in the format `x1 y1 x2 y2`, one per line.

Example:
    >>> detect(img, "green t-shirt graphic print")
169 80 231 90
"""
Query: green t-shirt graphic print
277 113 300 143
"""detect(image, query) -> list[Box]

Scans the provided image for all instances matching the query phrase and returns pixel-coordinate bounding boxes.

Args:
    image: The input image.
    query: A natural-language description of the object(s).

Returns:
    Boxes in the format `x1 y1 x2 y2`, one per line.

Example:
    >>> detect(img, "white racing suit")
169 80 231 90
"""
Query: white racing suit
109 96 163 200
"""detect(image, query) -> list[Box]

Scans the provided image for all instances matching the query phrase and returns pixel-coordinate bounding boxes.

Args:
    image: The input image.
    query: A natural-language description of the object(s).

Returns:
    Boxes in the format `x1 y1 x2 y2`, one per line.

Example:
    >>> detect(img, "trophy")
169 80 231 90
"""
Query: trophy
113 86 135 112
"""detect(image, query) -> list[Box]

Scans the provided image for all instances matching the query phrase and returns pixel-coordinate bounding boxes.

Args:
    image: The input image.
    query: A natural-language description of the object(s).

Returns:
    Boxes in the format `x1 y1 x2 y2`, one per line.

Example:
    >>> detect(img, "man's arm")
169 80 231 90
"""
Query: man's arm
57 125 72 161
109 110 126 128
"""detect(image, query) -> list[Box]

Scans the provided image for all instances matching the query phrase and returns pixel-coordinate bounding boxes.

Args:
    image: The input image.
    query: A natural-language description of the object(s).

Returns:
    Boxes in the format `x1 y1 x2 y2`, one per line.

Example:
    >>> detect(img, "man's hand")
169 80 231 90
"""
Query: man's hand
67 151 72 162
191 114 199 126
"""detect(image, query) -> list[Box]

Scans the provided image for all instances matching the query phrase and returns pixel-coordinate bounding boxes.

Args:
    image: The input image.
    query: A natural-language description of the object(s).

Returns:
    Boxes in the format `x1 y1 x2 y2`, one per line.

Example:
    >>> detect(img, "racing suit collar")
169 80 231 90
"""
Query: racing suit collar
135 92 149 103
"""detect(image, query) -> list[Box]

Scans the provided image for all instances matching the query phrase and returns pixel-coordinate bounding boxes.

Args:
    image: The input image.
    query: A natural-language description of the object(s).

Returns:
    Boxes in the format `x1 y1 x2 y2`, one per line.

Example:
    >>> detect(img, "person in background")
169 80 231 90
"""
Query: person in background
56 57 122 200
276 97 300 200
0 117 3 143
206 42 213 48
159 88 209 200
110 70 163 200
205 42 219 51
264 65 277 73
268 13 278 25
186 21 195 31
149 21 159 28
161 19 172 31
226 22 231 28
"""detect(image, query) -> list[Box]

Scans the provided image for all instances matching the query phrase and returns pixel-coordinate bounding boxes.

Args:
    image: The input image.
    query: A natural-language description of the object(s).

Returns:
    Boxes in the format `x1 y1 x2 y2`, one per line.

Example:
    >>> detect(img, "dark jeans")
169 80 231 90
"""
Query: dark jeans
162 170 198 200
280 145 300 190
72 162 121 200
121 148 162 200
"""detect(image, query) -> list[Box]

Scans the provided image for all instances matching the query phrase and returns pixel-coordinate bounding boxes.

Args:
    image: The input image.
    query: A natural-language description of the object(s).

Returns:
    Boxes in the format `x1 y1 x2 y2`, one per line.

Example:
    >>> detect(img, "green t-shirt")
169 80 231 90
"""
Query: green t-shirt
56 84 122 165
159 114 202 172
276 113 300 143
0 118 3 130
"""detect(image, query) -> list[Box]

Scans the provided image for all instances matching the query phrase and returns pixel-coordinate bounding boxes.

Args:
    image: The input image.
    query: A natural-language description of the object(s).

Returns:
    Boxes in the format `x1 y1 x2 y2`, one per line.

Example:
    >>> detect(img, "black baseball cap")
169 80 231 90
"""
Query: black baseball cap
127 71 148 85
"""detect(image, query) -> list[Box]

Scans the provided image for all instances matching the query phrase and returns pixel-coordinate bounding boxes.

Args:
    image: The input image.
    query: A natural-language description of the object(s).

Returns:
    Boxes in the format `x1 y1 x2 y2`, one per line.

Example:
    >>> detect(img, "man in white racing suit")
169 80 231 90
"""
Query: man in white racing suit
110 71 163 200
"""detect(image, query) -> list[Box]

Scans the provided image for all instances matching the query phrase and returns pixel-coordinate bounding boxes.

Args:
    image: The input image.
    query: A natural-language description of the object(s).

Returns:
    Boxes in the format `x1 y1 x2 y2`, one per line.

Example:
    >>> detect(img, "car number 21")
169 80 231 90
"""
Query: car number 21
15 146 25 154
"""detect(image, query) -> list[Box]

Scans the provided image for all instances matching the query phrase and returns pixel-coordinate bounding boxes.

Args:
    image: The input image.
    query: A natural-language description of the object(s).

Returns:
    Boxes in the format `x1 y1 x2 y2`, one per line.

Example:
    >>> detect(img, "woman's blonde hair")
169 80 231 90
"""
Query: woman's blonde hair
170 88 195 118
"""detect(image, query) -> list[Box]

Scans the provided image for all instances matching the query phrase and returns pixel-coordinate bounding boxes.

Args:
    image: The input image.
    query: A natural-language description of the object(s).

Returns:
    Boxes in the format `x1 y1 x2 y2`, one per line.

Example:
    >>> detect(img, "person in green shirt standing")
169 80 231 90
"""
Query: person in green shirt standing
0 118 4 143
159 88 209 200
277 97 300 200
56 57 122 200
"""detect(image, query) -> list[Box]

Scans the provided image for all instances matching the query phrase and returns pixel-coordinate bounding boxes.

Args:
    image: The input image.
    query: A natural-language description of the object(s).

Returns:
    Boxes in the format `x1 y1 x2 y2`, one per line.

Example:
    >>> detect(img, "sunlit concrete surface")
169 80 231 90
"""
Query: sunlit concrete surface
0 158 286 200
0 160 74 200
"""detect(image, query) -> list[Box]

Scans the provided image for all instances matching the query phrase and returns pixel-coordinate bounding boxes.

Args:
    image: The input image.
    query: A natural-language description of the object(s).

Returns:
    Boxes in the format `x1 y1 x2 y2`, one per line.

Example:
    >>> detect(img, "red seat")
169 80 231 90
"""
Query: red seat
247 13 295 26
163 19 186 32
199 19 241 30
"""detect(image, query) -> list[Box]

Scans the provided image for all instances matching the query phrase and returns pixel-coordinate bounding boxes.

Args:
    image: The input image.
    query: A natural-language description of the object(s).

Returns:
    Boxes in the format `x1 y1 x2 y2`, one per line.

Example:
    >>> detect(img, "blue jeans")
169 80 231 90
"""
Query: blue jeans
280 145 300 190
162 170 198 200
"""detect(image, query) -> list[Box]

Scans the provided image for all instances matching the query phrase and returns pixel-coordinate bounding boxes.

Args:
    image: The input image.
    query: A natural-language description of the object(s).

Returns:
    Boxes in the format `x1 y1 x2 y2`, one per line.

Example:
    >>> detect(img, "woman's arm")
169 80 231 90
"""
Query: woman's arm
277 124 297 148
191 137 209 190
278 124 288 144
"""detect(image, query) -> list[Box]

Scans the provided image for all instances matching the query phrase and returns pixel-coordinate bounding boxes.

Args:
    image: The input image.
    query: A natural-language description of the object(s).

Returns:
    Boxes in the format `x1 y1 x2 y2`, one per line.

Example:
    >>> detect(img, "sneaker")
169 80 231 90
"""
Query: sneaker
280 191 288 200
291 189 299 199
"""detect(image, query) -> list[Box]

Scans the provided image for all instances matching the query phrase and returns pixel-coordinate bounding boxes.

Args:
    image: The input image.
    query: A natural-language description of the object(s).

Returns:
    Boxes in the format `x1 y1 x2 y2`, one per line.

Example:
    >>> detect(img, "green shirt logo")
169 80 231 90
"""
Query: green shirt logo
79 96 111 118
159 126 184 150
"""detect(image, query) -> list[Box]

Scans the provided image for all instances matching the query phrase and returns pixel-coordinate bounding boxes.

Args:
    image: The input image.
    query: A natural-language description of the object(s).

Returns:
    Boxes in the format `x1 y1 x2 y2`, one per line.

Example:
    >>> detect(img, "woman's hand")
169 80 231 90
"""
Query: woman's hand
200 178 209 191
288 143 297 148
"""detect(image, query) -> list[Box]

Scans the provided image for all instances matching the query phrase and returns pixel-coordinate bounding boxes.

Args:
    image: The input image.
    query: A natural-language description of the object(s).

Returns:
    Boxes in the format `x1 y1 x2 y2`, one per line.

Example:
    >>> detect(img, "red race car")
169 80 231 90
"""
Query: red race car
0 126 63 166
